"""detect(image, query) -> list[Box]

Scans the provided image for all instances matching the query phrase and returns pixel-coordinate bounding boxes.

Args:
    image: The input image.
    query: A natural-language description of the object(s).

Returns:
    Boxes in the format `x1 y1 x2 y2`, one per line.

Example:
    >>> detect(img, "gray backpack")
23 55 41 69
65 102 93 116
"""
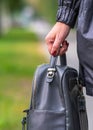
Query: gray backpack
22 55 88 130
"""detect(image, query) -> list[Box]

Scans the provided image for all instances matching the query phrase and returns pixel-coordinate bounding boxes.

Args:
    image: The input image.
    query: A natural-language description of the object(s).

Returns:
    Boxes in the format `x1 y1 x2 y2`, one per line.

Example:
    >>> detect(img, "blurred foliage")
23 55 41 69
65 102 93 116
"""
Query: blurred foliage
7 0 25 12
0 28 48 130
28 0 58 23
1 0 25 12
0 0 25 36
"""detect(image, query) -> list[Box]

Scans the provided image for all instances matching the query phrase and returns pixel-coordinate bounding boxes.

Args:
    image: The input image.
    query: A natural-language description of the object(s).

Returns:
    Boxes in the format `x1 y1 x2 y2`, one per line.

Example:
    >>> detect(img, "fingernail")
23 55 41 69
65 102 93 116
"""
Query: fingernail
51 51 57 56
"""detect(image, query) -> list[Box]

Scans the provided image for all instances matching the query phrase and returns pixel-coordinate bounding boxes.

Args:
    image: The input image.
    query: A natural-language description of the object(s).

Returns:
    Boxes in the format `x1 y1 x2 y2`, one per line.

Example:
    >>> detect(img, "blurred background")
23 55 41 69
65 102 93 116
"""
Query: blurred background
0 0 58 130
0 0 82 130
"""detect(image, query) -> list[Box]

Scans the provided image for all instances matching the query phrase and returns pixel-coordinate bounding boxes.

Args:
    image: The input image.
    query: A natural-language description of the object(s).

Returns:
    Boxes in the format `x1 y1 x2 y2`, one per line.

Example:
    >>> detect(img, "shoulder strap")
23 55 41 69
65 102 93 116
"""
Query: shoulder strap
79 111 88 130
78 84 88 130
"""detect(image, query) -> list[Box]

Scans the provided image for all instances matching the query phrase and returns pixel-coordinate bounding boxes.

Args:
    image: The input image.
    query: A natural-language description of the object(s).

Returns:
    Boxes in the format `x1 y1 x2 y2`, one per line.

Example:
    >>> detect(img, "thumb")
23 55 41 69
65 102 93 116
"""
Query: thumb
51 36 62 56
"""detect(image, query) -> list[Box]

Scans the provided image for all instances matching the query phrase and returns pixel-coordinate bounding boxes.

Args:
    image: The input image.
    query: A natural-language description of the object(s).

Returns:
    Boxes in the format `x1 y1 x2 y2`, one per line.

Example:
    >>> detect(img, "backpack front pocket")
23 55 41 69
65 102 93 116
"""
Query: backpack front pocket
27 109 66 130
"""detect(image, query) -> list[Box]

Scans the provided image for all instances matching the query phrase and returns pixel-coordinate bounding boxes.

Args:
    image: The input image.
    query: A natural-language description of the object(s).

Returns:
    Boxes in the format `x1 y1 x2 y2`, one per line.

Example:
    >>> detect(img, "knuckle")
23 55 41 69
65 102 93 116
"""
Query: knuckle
58 37 62 43
63 44 68 49
63 47 67 52
64 46 67 50
45 36 53 44
45 34 50 40
53 44 59 50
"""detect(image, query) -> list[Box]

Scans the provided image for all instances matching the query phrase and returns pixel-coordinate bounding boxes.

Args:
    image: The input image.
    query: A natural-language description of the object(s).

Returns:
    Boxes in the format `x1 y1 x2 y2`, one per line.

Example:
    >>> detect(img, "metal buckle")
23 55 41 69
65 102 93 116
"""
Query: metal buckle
47 68 56 78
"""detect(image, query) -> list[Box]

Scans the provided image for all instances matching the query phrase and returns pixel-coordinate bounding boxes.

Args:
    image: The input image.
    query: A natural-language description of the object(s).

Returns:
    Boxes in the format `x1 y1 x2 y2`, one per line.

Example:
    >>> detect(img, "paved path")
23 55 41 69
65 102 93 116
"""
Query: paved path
29 20 93 130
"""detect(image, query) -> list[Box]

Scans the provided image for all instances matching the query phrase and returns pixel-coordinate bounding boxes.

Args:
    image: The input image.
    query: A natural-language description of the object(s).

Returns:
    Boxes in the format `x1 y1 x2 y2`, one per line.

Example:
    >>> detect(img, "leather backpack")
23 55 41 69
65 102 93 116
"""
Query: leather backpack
22 55 88 130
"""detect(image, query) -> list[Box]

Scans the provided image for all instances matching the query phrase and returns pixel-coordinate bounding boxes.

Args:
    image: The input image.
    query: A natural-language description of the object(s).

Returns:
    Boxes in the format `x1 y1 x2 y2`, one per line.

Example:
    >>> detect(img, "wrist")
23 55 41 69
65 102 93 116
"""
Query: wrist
56 22 71 30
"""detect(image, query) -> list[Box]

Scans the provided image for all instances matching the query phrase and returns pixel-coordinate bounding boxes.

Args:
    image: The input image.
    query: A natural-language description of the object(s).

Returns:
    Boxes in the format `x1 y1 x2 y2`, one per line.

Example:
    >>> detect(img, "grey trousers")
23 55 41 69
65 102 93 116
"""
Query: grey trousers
84 88 93 130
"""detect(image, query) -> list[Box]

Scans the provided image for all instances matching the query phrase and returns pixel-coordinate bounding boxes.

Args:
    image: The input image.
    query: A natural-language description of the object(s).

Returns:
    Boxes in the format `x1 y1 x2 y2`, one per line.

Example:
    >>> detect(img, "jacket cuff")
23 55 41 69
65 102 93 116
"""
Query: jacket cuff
56 6 78 28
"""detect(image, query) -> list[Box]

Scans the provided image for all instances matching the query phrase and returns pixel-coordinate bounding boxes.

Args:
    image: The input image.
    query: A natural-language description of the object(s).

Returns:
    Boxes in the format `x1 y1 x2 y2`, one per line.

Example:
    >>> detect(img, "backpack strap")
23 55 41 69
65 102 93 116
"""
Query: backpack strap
50 54 66 68
77 83 88 130
47 54 67 83
79 110 88 130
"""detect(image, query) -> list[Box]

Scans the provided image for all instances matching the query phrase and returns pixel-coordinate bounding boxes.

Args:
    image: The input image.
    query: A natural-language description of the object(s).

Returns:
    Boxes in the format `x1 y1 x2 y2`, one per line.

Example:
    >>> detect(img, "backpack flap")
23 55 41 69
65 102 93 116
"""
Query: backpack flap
30 55 66 111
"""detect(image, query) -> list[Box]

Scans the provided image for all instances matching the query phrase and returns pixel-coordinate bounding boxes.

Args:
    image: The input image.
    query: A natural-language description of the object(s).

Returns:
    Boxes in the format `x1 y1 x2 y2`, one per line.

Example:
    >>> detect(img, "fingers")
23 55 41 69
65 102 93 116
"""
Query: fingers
45 33 69 56
51 40 69 56
45 22 70 56
59 41 69 55
51 37 69 56
45 33 55 55
48 35 69 56
51 34 62 55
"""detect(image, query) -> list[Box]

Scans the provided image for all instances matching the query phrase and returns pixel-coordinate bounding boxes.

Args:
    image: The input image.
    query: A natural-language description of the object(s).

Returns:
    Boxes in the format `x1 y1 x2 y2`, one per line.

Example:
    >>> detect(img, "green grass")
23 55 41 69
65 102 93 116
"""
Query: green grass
0 42 46 77
0 28 48 130
0 28 39 43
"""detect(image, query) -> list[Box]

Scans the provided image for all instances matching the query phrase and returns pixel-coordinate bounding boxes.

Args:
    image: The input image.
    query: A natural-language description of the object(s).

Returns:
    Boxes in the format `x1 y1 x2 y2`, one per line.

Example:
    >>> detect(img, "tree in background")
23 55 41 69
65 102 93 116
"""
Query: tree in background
7 0 24 13
27 0 57 23
0 0 25 36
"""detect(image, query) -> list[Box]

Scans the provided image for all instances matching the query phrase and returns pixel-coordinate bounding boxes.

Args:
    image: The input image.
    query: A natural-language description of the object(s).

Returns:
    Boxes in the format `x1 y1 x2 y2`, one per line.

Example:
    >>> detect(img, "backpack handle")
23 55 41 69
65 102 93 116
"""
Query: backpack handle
47 54 67 82
50 54 67 68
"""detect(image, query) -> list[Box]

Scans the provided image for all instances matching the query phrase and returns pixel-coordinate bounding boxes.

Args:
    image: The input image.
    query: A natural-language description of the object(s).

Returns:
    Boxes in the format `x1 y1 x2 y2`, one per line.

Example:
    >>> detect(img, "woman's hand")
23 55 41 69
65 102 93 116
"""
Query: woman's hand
45 22 70 56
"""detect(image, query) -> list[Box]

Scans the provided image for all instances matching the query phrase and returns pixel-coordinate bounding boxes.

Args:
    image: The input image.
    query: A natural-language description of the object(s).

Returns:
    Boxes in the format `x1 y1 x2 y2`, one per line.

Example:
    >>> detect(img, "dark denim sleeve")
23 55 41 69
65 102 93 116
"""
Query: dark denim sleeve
56 0 80 28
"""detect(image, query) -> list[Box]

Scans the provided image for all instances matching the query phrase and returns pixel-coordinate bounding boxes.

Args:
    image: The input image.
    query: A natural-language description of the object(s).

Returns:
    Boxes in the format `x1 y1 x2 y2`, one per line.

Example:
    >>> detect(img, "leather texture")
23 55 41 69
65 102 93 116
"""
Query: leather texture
23 55 88 130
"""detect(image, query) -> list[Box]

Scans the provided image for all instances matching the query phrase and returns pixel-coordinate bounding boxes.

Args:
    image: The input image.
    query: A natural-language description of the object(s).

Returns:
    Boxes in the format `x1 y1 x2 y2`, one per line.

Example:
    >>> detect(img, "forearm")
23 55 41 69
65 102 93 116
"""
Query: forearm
56 0 81 28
